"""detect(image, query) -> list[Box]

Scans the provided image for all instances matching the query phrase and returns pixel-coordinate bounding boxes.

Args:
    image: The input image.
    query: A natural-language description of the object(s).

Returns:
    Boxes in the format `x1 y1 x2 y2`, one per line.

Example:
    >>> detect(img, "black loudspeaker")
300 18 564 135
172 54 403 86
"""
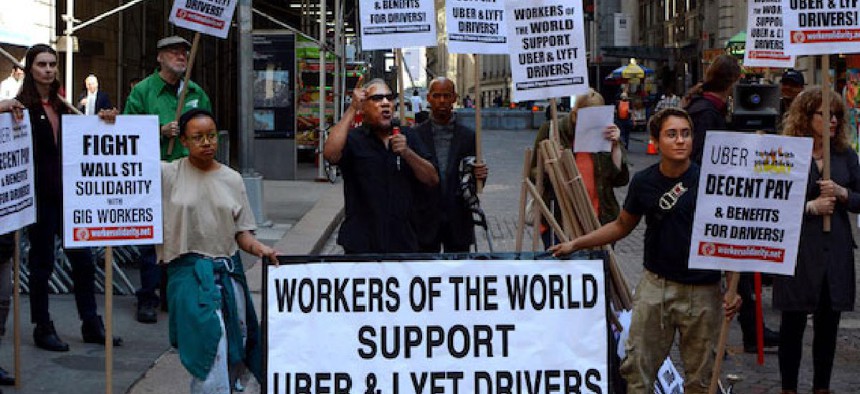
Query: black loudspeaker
731 84 781 132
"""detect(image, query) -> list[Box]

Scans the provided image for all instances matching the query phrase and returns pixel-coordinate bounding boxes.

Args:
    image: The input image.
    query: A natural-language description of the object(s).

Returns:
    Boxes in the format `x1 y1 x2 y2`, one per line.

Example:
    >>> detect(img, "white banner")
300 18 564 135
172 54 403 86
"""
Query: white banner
62 115 163 247
781 0 860 56
744 0 796 68
0 112 35 234
359 0 438 50
446 0 507 54
506 0 590 102
168 0 238 39
689 132 812 275
266 259 608 394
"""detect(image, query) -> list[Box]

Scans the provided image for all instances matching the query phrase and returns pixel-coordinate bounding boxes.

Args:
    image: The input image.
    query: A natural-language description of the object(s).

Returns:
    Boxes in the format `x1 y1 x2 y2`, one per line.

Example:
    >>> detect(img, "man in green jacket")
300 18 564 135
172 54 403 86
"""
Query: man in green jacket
123 35 212 323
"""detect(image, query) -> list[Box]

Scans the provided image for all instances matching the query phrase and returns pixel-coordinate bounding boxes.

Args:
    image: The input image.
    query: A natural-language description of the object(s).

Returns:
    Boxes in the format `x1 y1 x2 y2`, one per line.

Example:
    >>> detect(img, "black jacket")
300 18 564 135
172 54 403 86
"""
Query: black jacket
685 94 727 165
77 91 112 114
411 120 477 250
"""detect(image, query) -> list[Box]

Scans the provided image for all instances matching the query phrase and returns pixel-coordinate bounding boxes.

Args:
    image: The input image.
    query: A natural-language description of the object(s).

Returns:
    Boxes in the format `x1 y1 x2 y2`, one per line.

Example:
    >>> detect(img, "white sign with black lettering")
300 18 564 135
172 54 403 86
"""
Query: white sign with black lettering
690 132 811 275
168 0 237 39
745 0 796 67
781 0 860 56
62 115 162 247
446 0 507 54
0 111 35 234
266 259 608 394
360 0 437 50
506 0 589 102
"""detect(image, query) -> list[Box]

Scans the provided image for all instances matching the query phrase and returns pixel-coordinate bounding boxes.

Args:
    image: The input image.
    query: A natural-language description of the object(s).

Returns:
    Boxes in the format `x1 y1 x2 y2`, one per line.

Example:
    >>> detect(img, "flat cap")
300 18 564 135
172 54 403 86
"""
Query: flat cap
156 36 191 50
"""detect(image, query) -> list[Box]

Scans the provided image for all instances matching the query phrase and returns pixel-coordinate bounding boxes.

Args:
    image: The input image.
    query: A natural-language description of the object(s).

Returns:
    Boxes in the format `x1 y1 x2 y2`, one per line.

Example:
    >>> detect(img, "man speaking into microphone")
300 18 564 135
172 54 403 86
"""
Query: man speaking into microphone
324 78 438 254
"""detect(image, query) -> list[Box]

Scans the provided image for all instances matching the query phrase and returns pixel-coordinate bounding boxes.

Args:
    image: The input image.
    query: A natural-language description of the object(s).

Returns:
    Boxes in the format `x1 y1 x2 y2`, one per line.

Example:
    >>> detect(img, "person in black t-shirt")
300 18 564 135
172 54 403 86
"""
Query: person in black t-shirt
551 108 741 394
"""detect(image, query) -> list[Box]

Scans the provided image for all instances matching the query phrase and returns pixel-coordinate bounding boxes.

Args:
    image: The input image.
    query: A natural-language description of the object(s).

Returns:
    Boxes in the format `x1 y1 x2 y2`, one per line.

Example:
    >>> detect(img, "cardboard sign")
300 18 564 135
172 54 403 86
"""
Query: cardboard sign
359 0 438 50
446 0 508 54
61 115 163 247
0 111 35 234
689 132 812 275
782 0 860 56
266 258 608 394
506 0 589 102
168 0 238 39
744 0 796 67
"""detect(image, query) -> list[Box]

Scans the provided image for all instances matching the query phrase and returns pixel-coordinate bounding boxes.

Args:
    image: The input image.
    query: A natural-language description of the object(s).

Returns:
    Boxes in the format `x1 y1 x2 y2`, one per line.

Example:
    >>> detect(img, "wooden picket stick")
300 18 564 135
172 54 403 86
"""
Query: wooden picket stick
12 230 20 389
821 55 831 232
105 246 114 394
474 54 484 193
549 98 560 145
515 149 532 252
708 272 741 394
540 143 578 238
524 179 568 242
167 32 201 156
531 148 545 251
396 49 406 126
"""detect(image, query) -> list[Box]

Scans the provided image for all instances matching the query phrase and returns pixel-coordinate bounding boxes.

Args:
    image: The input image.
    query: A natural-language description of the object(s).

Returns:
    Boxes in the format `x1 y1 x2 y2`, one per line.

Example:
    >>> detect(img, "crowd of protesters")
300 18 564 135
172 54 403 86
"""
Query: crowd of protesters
0 36 858 394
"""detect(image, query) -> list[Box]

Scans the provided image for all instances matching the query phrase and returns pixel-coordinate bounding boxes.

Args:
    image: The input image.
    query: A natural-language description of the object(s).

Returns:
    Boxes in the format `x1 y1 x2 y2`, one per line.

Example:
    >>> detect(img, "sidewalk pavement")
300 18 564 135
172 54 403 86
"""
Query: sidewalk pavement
1 169 344 394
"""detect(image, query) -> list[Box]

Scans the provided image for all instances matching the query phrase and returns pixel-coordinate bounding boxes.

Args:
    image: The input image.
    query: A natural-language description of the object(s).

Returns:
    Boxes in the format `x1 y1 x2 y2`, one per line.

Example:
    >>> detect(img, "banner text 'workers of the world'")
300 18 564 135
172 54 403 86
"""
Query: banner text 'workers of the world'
506 0 589 102
690 132 811 275
266 259 608 394
744 0 796 67
61 115 163 247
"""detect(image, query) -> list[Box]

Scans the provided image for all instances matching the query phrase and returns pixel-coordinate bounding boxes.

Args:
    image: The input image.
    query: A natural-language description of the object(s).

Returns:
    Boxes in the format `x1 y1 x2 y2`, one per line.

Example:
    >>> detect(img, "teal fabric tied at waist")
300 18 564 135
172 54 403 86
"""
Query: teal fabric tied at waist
167 253 262 382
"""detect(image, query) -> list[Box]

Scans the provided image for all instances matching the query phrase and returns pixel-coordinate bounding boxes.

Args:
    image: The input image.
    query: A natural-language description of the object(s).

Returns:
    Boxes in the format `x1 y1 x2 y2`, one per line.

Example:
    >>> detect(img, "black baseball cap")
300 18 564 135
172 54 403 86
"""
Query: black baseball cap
781 69 805 86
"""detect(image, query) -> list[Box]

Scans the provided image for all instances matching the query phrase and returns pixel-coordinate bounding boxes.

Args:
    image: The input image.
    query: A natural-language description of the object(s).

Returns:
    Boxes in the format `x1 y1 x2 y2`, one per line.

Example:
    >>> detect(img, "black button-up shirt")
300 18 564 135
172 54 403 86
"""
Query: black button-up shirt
337 126 430 253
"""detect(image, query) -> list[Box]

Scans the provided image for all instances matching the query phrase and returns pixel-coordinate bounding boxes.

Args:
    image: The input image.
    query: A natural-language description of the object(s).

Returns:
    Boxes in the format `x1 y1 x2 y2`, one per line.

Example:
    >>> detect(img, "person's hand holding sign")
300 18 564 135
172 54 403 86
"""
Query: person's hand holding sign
161 120 180 138
0 99 24 122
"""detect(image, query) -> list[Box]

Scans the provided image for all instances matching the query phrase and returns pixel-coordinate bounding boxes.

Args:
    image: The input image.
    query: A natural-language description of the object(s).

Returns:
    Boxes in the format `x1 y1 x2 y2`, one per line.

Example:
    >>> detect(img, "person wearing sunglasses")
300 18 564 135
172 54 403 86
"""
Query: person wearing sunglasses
775 88 859 394
324 78 439 254
123 35 213 324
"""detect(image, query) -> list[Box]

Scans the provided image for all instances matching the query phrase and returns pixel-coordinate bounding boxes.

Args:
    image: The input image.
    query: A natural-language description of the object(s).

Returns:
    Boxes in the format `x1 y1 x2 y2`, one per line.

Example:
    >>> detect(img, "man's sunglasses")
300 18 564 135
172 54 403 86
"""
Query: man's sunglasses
367 93 397 102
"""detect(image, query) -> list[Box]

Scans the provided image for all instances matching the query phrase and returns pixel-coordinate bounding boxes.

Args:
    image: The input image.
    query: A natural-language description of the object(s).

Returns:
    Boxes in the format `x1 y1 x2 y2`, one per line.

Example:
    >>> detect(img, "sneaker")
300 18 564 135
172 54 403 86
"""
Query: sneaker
136 303 158 324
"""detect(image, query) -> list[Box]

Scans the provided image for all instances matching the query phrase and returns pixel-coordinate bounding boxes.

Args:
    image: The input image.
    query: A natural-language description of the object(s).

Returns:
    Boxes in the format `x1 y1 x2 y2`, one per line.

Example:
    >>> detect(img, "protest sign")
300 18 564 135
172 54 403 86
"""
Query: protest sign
781 0 860 56
359 0 437 50
266 258 608 394
61 115 162 247
690 131 812 275
0 112 35 234
744 0 796 68
446 0 507 54
506 0 589 102
168 0 237 39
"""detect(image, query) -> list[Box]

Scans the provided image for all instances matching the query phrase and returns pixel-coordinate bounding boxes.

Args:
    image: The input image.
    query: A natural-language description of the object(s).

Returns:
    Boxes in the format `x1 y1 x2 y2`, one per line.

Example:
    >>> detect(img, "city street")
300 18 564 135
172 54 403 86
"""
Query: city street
324 126 860 393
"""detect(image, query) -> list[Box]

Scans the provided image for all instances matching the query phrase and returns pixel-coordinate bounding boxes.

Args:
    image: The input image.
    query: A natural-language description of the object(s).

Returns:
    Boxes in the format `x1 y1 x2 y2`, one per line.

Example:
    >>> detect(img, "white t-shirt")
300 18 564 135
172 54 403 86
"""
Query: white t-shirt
0 76 22 99
158 158 256 263
410 95 423 112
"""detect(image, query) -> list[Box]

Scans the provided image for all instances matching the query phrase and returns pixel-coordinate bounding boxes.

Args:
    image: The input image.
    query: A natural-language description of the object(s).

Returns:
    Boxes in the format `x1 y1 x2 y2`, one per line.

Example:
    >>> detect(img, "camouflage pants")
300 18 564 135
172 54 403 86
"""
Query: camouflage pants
620 270 722 394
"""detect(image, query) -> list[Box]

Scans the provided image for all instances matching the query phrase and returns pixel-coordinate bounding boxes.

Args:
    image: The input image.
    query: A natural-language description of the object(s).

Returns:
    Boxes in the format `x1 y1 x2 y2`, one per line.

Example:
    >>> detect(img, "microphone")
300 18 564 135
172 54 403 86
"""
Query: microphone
391 118 401 171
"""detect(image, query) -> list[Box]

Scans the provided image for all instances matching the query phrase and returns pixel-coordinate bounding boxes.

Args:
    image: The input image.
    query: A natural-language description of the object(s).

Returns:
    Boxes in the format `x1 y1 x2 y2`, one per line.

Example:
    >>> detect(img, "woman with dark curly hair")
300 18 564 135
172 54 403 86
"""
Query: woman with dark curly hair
776 87 860 394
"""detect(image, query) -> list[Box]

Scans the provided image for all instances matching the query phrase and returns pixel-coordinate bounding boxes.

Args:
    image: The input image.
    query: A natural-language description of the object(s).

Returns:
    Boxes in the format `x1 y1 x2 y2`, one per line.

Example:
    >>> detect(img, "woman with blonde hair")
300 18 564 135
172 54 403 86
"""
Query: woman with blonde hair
776 87 860 394
530 88 629 247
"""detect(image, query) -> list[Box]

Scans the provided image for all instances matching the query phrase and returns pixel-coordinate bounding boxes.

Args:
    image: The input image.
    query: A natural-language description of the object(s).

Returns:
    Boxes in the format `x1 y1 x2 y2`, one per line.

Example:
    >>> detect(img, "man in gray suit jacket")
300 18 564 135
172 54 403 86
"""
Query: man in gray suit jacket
411 77 488 252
